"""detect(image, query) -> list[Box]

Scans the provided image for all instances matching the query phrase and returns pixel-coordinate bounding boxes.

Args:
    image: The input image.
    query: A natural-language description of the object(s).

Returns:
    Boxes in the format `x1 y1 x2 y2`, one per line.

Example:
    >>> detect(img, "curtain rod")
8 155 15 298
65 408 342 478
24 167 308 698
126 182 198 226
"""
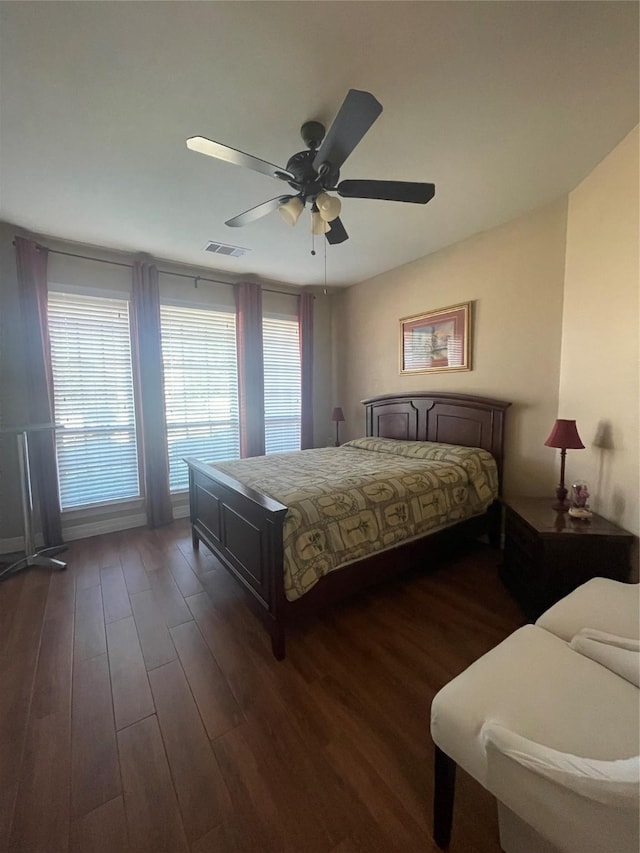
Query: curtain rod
23 244 298 297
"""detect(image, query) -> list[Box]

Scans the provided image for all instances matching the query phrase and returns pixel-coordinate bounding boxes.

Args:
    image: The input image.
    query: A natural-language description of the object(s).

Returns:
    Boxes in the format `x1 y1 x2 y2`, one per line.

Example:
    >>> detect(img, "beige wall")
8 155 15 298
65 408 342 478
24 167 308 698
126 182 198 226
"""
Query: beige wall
0 228 333 543
559 126 639 542
311 289 335 448
334 199 569 498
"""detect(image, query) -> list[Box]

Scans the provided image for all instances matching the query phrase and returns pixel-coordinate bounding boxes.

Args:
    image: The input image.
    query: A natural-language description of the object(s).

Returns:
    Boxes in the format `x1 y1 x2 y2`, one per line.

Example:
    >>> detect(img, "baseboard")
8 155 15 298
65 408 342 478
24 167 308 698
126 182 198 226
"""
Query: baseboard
1 505 190 554
0 514 147 553
63 506 190 539
173 504 190 520
63 512 148 542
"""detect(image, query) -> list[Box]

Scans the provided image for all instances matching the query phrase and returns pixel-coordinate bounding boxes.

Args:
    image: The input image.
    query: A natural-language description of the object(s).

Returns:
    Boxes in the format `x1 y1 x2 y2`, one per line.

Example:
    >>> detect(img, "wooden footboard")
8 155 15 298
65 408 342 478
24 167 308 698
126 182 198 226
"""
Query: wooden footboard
187 458 288 657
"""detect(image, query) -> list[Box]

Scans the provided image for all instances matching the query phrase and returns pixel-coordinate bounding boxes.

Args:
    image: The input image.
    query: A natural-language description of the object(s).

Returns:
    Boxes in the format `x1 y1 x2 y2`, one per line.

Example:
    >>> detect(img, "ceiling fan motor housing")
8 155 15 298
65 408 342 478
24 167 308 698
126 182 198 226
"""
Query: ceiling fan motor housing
300 120 325 150
284 121 340 203
285 150 340 202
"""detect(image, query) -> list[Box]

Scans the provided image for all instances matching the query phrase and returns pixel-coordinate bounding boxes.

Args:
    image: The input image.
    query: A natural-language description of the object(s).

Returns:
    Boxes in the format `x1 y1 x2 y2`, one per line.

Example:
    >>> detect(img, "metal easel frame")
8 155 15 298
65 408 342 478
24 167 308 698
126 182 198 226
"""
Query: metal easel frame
0 427 67 581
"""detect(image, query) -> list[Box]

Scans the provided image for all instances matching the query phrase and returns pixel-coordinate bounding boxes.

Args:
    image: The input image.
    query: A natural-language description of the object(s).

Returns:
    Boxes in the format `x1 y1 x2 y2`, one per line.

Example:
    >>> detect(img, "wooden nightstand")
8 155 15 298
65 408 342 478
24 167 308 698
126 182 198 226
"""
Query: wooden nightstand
500 496 634 619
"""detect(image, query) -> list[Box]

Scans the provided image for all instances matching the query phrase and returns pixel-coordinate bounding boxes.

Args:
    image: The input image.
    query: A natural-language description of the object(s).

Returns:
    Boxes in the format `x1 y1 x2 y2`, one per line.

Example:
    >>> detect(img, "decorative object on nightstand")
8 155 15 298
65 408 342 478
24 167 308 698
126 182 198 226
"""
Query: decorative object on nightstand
568 480 592 518
331 407 345 446
544 419 585 511
500 496 634 619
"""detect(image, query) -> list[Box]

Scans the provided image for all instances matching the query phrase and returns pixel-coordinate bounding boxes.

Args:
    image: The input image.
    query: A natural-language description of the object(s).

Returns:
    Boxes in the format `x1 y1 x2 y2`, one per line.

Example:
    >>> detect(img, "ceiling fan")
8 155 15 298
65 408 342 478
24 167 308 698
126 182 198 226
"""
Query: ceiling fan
186 89 435 245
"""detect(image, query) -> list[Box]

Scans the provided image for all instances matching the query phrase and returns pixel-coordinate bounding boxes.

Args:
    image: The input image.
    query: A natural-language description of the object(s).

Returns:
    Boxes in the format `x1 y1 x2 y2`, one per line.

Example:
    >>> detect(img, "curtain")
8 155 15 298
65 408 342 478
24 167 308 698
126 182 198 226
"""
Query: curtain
298 291 314 450
234 281 265 457
131 260 173 527
14 236 64 547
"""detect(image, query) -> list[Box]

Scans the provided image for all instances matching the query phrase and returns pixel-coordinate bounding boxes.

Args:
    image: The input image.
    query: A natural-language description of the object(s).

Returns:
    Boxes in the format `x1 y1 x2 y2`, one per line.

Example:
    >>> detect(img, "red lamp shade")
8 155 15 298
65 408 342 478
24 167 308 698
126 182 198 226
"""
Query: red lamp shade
545 419 585 511
544 419 585 450
331 407 345 423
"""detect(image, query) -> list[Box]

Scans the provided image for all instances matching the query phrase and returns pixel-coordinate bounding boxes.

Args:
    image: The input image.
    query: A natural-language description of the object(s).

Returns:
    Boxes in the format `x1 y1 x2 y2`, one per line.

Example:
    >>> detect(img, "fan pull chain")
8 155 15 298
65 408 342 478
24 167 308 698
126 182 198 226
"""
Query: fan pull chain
324 235 328 294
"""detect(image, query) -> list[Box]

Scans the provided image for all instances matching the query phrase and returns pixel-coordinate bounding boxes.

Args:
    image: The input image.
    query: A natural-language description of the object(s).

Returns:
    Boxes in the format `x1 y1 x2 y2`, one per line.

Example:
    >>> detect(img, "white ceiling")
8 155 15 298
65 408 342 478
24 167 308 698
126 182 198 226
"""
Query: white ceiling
0 2 638 288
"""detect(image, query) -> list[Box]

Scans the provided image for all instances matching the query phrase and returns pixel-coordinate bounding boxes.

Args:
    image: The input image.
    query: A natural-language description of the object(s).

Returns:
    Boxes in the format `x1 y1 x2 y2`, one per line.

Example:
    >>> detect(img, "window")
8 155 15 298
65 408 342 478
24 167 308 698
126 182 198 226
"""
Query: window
48 292 140 509
160 303 239 491
263 315 301 454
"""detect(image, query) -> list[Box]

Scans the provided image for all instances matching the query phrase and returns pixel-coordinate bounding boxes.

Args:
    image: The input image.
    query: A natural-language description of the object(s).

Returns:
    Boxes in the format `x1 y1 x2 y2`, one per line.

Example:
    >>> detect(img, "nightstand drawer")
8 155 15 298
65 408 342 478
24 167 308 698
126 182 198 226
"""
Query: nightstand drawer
501 536 550 618
504 509 537 560
503 536 534 582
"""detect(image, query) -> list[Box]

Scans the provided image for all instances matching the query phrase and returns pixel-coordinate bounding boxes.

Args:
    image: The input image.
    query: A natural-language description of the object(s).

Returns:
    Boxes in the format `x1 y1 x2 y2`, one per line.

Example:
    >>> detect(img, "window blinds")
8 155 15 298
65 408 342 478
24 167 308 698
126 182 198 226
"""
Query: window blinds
48 292 140 509
48 295 299 506
263 316 301 454
160 303 240 491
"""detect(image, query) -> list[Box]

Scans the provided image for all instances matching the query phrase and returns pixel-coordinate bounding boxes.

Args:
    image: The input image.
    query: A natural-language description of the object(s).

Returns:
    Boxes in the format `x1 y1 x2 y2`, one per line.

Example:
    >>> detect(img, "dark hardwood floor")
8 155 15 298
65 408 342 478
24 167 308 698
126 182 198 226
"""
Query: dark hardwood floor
0 519 524 852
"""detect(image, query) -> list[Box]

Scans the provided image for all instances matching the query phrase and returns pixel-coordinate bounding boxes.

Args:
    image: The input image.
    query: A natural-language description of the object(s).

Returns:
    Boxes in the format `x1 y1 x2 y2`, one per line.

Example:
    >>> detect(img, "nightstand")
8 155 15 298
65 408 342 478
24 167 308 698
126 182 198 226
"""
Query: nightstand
500 496 634 619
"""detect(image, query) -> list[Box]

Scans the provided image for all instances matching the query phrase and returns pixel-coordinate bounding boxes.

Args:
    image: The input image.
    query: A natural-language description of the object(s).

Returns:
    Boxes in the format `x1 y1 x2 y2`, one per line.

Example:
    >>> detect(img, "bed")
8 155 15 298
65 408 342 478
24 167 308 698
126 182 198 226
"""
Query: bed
186 392 510 658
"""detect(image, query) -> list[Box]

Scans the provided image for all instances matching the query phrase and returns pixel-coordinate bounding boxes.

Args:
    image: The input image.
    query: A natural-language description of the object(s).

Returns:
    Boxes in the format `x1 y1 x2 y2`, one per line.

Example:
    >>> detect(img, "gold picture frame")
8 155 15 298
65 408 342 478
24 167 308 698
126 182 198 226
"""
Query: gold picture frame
400 302 471 374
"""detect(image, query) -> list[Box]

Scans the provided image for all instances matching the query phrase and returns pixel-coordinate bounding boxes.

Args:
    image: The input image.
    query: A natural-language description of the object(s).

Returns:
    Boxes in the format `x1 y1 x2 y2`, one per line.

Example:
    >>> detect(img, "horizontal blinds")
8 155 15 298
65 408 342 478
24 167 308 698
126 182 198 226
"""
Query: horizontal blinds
48 292 140 509
160 304 240 491
263 316 301 454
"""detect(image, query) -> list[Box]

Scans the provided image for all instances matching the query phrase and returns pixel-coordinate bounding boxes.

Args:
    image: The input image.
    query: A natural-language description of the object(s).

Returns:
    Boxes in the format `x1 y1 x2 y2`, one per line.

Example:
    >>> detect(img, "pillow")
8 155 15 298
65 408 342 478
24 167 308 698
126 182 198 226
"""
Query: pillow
570 631 640 688
341 437 498 503
481 721 640 807
342 437 466 460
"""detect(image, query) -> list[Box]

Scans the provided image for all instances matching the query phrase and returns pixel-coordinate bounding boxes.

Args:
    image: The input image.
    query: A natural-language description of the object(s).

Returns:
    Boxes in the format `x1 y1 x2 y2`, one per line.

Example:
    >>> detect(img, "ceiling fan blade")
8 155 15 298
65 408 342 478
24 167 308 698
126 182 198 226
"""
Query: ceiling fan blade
325 217 348 245
186 136 294 182
337 180 436 204
225 196 295 228
313 90 382 173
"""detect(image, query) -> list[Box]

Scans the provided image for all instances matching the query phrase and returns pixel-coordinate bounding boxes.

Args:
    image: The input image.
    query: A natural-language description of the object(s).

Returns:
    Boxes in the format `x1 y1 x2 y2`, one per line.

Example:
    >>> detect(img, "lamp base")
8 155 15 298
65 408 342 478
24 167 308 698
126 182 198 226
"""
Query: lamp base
552 484 569 512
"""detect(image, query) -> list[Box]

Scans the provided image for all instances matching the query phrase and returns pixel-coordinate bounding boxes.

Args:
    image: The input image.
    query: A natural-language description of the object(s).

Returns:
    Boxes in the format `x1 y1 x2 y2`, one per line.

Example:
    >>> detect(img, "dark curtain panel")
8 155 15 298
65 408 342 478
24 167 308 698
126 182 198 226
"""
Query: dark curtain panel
131 260 173 527
234 281 265 458
298 291 314 450
14 236 64 546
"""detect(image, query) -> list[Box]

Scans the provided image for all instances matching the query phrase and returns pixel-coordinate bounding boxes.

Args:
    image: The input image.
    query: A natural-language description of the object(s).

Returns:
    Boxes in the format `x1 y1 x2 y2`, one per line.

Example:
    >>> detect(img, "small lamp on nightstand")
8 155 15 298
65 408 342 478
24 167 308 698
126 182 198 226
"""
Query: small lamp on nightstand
544 419 585 511
331 407 345 446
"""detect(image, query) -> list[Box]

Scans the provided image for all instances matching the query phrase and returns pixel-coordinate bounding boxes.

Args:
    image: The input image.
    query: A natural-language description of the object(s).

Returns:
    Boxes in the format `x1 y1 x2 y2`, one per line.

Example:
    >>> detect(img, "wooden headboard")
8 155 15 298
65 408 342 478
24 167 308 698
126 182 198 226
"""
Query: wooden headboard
362 392 511 491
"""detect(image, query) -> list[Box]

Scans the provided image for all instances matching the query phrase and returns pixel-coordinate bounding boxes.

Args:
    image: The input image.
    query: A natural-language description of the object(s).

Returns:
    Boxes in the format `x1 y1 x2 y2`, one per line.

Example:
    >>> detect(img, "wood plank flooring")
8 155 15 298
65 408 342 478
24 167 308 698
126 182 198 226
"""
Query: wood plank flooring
0 519 524 852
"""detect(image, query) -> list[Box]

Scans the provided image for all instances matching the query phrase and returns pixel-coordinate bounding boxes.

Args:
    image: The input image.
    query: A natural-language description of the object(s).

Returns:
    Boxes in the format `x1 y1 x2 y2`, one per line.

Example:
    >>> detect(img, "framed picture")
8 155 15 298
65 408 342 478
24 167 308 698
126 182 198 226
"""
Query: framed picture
400 302 471 374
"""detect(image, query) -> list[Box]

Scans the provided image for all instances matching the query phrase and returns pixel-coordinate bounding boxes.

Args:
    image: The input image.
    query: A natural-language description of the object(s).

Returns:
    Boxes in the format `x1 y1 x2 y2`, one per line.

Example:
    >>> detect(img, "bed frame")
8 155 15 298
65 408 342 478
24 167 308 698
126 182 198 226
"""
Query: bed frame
186 392 510 659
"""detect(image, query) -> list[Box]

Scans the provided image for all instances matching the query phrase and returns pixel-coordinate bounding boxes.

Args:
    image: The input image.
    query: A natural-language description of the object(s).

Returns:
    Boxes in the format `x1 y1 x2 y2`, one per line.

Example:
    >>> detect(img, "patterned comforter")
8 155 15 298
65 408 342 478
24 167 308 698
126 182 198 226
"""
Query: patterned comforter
211 437 498 602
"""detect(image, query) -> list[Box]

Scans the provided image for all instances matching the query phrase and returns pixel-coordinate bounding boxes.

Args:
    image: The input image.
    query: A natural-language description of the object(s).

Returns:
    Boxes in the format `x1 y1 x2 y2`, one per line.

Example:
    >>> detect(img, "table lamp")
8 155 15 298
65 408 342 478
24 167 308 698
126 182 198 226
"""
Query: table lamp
331 407 345 446
544 419 585 511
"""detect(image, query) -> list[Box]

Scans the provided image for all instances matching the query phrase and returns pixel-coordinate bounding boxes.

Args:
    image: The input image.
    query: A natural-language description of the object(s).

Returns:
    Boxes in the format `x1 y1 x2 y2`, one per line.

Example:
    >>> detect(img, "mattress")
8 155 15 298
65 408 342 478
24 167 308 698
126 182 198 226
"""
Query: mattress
211 437 498 601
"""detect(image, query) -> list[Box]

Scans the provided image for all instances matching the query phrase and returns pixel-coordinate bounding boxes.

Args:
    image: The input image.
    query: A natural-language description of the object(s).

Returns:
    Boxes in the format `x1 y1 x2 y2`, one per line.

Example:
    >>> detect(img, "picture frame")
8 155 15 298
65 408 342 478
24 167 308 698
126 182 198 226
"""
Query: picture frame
400 302 471 374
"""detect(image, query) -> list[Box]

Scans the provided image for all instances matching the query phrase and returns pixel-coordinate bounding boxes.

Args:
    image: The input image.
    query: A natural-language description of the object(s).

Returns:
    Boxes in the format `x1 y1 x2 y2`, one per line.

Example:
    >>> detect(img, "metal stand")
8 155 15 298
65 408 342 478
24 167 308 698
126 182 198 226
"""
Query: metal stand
0 428 67 581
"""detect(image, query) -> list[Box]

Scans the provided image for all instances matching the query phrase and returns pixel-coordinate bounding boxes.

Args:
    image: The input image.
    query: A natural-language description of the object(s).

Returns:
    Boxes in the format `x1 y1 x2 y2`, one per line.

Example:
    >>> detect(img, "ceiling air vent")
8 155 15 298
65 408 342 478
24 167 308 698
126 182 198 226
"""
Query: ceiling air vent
204 241 250 258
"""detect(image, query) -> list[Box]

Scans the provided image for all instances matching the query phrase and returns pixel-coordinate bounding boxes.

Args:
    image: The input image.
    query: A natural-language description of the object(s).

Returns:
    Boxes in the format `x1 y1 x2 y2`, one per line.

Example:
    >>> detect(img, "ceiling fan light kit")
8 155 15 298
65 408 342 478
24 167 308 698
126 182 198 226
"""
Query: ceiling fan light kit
316 191 342 223
186 89 435 245
278 196 304 226
311 209 331 235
